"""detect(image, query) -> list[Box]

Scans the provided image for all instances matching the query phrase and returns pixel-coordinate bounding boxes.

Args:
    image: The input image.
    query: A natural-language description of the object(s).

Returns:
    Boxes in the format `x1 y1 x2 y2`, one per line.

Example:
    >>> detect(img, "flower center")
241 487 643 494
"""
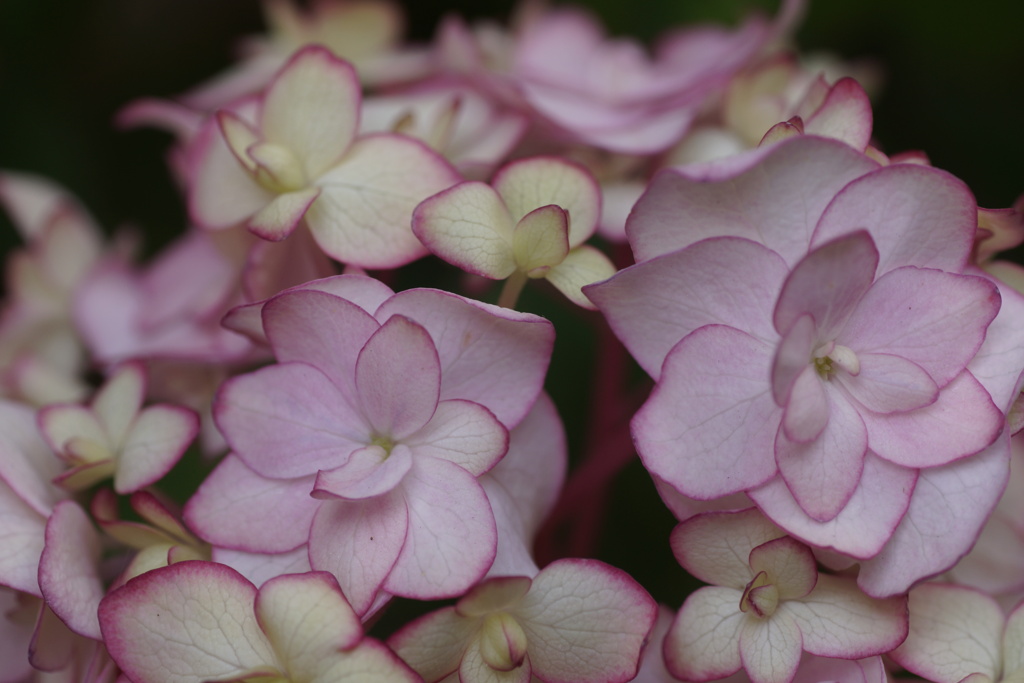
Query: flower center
811 341 860 380
739 570 779 618
370 434 395 456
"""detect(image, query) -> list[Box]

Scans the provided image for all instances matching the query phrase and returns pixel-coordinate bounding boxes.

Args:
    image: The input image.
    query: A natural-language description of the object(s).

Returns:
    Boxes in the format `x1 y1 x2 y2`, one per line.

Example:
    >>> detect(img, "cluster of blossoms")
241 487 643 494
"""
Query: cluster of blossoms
3 1 1024 681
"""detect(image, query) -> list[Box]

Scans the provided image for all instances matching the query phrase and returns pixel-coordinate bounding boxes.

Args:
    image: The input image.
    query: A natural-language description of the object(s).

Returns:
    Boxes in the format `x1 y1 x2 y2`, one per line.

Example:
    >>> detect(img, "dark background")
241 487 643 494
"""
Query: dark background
0 0 1021 610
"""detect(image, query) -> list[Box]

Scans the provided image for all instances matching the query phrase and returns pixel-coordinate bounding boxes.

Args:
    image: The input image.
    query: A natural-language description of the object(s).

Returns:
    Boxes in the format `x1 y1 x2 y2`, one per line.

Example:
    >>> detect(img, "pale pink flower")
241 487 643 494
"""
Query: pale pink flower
665 509 906 683
100 562 418 683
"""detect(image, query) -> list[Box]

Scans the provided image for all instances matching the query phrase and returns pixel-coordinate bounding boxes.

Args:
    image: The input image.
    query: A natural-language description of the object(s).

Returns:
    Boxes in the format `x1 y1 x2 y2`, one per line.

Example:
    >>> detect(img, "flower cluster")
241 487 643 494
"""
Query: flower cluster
2 1 1023 682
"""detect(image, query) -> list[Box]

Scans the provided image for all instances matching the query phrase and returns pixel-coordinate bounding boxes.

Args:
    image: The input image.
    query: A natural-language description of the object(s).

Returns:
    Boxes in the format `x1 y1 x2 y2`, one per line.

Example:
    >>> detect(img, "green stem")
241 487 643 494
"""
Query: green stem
497 271 528 310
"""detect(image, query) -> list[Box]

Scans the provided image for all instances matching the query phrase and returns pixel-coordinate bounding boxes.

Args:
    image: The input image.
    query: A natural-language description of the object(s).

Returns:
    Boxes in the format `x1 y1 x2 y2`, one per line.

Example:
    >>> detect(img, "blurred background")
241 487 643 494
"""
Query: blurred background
0 0 1020 611
0 0 1020 243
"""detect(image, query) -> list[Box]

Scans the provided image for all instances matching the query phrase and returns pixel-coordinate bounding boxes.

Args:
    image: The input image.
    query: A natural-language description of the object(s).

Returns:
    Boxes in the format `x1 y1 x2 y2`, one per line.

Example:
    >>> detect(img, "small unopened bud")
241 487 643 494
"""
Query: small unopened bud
479 612 529 672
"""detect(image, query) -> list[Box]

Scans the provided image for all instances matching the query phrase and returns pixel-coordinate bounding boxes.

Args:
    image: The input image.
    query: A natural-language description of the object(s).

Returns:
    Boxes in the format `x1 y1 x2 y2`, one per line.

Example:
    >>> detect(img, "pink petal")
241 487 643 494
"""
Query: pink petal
412 181 518 279
215 362 365 479
260 46 360 179
0 481 47 595
772 314 816 408
212 546 312 589
116 404 199 493
313 444 412 500
38 501 103 639
92 362 146 442
840 267 999 387
780 366 829 444
889 583 1001 683
857 434 1011 598
802 78 874 151
247 187 320 241
255 572 362 677
738 610 803 683
98 561 274 681
184 454 317 553
405 399 508 476
665 587 744 681
776 390 868 522
589 236 788 379
356 316 441 439
0 402 64 517
838 353 938 414
377 289 554 429
188 113 274 229
772 230 879 340
748 537 817 600
307 133 461 268
670 508 786 588
263 289 380 395
811 164 977 276
628 137 878 265
516 558 657 683
383 457 497 600
968 272 1024 411
750 454 917 560
633 325 780 499
308 493 407 616
859 371 1001 469
492 156 601 246
788 575 908 658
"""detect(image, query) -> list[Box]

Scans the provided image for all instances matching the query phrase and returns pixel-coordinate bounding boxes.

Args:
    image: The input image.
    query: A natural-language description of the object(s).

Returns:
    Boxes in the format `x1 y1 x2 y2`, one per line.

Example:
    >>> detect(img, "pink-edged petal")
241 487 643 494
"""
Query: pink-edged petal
840 267 999 387
859 371 1001 469
0 483 47 595
412 181 518 279
92 362 146 442
811 163 976 275
0 590 34 682
857 434 1010 598
838 353 938 414
776 390 867 522
216 362 365 478
247 187 320 241
773 230 879 340
37 404 108 461
356 316 440 439
189 115 274 229
313 444 412 500
377 289 554 429
738 609 803 683
38 501 103 639
750 454 917 560
458 577 533 617
787 575 908 658
544 244 617 310
263 288 380 393
261 47 360 178
388 606 478 682
670 508 785 587
184 454 318 553
511 204 569 275
308 133 461 268
384 457 497 600
589 237 787 378
664 587 744 682
481 393 566 578
308 493 407 616
628 137 878 265
116 404 199 493
0 402 66 516
98 561 275 681
968 272 1024 411
633 325 780 499
780 366 829 444
493 156 601 245
516 558 657 683
889 583 1001 683
312 638 422 682
748 537 817 600
803 78 873 151
255 571 362 677
405 399 508 476
793 654 888 683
